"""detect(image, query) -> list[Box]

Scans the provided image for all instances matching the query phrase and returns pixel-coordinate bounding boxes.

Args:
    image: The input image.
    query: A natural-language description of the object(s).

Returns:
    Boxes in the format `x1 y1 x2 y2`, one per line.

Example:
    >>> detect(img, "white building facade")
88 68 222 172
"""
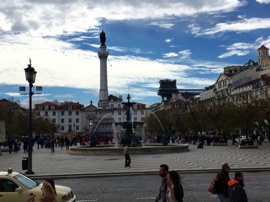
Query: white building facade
34 101 84 134
200 45 270 103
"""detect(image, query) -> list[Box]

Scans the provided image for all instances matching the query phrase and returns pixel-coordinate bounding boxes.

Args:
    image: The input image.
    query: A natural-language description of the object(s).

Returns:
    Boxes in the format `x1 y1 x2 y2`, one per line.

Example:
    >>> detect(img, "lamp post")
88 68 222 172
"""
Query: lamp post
24 59 37 174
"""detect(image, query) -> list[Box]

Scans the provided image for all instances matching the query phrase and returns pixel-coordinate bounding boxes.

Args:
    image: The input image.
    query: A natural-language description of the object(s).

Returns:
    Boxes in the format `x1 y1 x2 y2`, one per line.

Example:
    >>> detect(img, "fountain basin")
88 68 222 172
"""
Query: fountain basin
69 144 189 155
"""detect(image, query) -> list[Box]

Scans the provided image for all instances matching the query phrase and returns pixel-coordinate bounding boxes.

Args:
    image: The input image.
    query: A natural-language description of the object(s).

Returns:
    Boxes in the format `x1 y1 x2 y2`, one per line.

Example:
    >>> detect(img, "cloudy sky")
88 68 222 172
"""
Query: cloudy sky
1 0 270 108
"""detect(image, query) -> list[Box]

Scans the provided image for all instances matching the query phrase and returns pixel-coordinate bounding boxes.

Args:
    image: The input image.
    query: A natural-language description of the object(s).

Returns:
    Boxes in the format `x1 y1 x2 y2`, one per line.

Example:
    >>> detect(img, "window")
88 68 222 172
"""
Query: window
68 125 72 131
0 179 18 192
69 118 72 123
76 111 79 116
134 117 137 121
68 105 72 110
118 118 121 121
134 109 137 115
14 173 37 190
118 104 121 109
61 126 64 131
61 119 64 123
52 119 56 123
76 126 79 130
76 118 79 123
61 111 65 116
38 106 42 110
111 104 114 109
52 111 56 116
118 110 121 115
45 105 49 109
69 111 72 116
51 106 55 110
45 111 48 116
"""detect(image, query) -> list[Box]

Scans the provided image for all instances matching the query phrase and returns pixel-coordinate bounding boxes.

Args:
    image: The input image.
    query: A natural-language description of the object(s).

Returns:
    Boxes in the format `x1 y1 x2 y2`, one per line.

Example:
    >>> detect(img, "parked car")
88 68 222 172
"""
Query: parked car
0 168 76 202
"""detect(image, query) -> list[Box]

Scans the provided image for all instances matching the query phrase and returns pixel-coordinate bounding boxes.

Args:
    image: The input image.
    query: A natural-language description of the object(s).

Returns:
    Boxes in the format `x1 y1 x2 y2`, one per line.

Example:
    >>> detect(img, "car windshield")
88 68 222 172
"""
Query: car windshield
13 173 39 189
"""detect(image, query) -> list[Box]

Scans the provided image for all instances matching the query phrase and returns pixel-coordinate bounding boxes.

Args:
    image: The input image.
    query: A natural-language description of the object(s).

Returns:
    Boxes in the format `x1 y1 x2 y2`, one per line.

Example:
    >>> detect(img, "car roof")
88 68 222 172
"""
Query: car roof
0 170 19 178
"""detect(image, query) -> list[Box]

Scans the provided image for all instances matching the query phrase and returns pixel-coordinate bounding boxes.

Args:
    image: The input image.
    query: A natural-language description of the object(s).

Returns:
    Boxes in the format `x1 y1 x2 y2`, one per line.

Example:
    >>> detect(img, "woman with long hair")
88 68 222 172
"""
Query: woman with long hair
39 182 56 202
166 170 184 202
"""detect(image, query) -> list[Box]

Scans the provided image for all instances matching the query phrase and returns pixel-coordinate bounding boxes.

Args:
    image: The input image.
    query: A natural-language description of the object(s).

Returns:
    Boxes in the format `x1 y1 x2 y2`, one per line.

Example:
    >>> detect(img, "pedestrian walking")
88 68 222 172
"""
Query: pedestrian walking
124 145 131 167
216 163 231 202
50 138 55 152
155 164 169 202
65 137 70 150
166 170 184 202
228 172 248 202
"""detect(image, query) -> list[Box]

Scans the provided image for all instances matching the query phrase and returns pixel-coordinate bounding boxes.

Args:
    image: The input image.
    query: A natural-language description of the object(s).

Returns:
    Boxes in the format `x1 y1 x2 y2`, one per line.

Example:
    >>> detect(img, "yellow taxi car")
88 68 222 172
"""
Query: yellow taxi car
0 169 76 202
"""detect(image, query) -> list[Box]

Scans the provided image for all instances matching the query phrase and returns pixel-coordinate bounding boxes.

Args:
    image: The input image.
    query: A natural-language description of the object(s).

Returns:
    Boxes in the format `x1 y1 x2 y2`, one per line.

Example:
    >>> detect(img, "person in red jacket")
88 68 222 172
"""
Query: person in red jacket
228 172 248 202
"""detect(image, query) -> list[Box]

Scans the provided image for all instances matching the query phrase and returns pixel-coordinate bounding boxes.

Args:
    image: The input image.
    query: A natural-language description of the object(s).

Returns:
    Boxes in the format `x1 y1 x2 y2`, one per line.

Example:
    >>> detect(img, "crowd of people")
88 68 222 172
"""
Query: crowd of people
2 135 80 154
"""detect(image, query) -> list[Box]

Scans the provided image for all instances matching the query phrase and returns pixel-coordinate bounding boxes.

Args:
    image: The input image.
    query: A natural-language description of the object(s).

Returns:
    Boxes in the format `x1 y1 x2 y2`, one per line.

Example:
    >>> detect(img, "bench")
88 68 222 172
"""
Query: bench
211 143 228 146
238 145 258 149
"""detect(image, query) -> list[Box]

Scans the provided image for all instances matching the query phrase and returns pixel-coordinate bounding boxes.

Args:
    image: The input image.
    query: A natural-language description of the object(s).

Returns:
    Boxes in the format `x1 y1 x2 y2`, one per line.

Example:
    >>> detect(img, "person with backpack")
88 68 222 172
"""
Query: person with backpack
228 172 248 202
216 163 231 202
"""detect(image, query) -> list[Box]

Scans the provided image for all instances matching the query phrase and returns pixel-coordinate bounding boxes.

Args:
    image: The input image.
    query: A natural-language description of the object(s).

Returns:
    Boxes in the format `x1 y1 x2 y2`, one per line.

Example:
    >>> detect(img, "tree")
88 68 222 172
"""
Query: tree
33 117 55 136
0 98 26 138
233 95 259 139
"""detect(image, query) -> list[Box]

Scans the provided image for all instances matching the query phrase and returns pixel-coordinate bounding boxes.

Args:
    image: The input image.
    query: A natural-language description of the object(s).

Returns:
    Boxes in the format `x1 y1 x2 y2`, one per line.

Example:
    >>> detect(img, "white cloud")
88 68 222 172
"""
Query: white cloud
188 24 202 35
53 94 74 99
197 18 270 35
165 38 173 43
0 0 252 106
256 0 270 4
150 22 174 29
162 52 178 58
0 0 245 36
179 50 191 59
218 41 266 59
255 36 270 48
218 50 249 58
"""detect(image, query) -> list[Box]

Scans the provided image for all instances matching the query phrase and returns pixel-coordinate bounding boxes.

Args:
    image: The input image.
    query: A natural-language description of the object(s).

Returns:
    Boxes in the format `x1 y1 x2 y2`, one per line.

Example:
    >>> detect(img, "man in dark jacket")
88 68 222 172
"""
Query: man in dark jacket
155 164 169 202
216 163 230 202
228 172 248 202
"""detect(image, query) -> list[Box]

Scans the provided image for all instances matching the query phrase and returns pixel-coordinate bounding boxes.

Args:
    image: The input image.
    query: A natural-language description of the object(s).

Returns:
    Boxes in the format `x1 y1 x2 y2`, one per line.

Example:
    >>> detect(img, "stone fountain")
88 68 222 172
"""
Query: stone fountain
69 94 189 155
117 94 141 147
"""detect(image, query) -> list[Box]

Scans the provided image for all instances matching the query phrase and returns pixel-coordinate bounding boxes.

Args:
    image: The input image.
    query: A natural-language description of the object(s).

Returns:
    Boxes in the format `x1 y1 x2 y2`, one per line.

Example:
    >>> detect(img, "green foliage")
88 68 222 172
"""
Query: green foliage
146 95 270 136
0 97 56 138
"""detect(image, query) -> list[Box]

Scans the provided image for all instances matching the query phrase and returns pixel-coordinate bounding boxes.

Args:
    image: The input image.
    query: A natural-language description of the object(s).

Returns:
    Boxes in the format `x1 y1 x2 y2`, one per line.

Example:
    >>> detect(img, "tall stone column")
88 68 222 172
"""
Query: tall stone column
98 31 109 108
94 31 114 139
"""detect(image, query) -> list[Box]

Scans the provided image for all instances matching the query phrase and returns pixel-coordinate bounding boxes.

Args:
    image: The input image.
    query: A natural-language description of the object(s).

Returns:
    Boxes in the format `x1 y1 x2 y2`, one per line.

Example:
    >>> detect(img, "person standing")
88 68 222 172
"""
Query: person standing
228 172 248 202
216 163 231 202
166 170 184 202
155 164 169 202
50 138 55 152
124 145 131 167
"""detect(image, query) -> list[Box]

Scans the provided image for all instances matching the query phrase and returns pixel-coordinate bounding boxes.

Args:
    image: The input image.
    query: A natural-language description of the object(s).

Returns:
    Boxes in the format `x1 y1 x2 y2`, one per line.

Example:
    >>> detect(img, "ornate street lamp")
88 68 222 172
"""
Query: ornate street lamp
20 60 42 174
24 59 36 174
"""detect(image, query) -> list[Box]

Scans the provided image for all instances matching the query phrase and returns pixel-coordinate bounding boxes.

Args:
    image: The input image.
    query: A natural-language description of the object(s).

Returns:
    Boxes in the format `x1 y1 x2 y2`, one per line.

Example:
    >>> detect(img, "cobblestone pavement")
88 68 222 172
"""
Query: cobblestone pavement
1 142 270 177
